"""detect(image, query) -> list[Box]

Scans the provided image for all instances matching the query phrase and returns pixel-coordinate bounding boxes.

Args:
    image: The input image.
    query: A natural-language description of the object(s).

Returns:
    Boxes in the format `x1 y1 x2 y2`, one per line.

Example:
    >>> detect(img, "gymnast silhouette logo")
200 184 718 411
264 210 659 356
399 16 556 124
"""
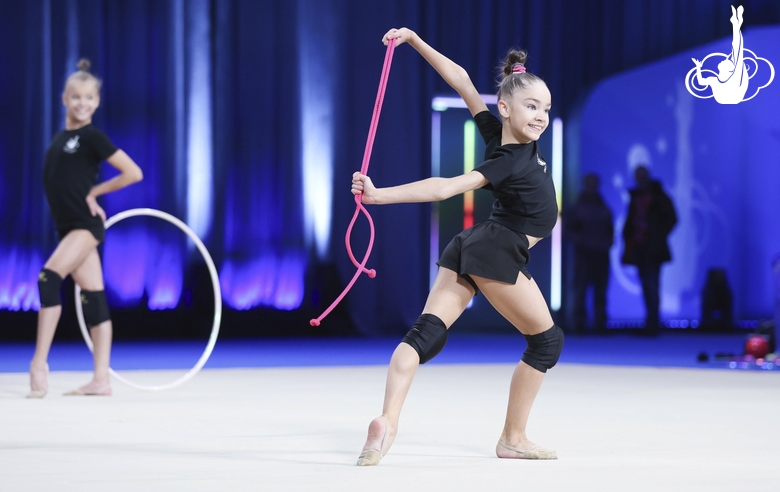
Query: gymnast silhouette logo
685 5 774 104
63 135 81 153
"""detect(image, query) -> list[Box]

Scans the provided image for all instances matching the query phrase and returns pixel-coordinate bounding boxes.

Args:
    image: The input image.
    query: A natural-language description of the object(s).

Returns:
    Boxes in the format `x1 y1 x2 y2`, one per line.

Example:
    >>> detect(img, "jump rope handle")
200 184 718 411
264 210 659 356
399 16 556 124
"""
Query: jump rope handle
310 39 396 327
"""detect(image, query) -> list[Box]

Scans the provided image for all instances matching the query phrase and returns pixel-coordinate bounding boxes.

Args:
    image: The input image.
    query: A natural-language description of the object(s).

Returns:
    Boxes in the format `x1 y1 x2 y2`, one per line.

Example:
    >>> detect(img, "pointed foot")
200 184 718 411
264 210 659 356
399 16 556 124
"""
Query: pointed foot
356 416 390 466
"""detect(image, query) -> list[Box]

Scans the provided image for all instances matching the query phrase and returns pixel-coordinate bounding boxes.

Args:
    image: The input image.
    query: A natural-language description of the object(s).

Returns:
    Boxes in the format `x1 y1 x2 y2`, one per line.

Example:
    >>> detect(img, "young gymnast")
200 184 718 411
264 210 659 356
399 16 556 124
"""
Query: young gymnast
28 59 143 398
352 28 562 465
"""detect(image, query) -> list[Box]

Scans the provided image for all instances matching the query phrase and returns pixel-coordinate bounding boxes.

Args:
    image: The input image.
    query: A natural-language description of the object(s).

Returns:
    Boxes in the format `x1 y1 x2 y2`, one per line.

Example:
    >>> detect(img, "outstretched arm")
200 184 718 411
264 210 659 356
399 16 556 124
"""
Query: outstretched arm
86 150 143 221
352 171 488 205
383 28 488 117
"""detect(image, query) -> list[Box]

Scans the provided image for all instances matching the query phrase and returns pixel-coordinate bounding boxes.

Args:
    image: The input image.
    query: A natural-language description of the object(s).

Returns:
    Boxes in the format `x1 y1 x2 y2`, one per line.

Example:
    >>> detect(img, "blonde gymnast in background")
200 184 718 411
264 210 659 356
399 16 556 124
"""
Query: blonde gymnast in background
28 59 143 398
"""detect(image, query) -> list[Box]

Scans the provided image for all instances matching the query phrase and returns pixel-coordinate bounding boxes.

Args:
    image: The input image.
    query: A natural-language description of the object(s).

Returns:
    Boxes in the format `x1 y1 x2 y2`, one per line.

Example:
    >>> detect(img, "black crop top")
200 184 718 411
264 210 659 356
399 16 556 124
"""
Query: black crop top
42 124 118 232
472 111 558 238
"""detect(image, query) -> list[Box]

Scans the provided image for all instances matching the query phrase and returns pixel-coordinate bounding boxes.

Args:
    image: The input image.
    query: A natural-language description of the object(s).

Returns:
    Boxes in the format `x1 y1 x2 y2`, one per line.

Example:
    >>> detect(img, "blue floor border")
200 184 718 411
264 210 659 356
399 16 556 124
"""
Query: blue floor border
1 332 772 373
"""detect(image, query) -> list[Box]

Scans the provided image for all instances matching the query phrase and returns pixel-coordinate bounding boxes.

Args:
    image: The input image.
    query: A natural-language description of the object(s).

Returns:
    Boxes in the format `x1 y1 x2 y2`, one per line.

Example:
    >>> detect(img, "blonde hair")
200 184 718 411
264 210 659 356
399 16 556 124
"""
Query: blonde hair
64 58 102 93
496 49 545 101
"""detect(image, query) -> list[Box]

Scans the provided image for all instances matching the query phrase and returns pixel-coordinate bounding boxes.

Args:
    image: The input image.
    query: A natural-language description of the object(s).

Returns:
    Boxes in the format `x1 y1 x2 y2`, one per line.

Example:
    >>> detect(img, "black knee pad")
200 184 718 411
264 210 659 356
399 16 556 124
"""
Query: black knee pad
80 290 111 327
402 313 449 364
38 269 63 307
522 325 564 373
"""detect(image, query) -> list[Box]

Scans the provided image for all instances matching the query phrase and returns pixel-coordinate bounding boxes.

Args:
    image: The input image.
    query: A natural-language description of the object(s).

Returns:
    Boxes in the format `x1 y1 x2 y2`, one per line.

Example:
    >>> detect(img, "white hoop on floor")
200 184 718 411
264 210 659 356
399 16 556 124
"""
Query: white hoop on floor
75 208 222 391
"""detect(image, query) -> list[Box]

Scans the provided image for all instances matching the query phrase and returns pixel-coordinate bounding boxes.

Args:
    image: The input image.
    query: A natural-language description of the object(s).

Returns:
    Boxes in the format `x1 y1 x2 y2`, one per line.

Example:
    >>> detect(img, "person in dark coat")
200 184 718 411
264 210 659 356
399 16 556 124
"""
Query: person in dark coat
621 165 677 334
564 173 613 334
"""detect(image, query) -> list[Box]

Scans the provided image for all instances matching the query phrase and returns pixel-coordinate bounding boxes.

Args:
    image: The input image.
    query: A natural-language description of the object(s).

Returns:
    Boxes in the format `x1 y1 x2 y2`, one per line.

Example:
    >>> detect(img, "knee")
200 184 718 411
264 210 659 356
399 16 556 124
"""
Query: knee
522 325 564 373
402 313 449 364
38 269 63 307
80 290 111 327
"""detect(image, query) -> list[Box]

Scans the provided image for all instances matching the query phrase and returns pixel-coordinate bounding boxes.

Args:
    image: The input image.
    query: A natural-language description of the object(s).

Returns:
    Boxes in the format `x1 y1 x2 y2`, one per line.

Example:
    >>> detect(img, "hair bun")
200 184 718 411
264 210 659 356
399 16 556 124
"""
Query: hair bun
501 49 528 76
77 58 91 72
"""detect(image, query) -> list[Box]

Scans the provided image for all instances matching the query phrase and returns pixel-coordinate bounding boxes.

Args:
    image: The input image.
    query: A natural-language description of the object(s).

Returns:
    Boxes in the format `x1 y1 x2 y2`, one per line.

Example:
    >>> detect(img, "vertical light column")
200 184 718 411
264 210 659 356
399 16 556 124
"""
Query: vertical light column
429 111 441 288
42 0 51 139
462 120 476 230
186 0 213 240
172 0 186 211
551 117 563 311
63 0 78 125
299 1 335 260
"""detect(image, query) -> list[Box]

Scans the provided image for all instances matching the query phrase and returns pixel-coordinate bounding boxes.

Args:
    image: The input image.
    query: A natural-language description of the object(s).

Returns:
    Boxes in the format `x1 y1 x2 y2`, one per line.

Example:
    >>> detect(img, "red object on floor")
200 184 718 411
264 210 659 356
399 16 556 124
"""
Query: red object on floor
745 335 770 358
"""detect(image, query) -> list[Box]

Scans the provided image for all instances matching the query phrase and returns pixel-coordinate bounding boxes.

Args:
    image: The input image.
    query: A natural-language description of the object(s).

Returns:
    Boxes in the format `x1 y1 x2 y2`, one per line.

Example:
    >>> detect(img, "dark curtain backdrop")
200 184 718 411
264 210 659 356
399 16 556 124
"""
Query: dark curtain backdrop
1 0 778 336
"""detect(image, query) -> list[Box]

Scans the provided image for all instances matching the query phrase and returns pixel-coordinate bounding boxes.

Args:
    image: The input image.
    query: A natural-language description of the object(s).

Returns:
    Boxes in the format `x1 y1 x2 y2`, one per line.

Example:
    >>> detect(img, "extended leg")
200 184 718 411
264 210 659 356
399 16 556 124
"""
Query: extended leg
357 267 473 465
473 272 562 459
28 231 99 398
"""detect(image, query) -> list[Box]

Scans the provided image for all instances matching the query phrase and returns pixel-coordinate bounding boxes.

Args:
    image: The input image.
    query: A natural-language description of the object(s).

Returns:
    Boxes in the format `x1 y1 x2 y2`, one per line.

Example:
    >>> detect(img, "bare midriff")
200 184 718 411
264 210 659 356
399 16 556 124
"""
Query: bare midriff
527 235 542 249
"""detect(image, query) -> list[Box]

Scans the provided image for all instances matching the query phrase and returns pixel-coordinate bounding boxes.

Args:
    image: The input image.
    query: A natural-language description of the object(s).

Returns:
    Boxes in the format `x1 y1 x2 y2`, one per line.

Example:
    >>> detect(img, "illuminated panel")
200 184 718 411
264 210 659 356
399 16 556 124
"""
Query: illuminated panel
462 120 476 230
550 118 563 311
432 94 498 109
429 111 441 288
429 95 497 290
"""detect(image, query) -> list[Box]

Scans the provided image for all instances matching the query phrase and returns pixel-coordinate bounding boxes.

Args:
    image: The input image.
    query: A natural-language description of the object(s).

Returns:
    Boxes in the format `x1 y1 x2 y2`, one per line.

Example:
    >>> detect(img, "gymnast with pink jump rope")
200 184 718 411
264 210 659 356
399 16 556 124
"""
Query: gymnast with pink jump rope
351 27 563 465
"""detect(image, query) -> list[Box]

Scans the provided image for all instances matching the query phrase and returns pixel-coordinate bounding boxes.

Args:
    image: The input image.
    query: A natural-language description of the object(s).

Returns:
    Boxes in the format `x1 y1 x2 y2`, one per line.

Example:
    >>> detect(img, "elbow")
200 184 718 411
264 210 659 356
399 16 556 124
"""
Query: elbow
130 167 144 184
452 67 473 91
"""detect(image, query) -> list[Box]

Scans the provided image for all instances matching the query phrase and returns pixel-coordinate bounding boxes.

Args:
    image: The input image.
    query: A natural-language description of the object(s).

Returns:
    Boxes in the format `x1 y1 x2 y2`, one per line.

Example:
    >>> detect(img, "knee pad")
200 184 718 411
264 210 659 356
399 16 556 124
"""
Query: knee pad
402 313 449 364
38 269 63 307
522 325 564 373
80 290 111 327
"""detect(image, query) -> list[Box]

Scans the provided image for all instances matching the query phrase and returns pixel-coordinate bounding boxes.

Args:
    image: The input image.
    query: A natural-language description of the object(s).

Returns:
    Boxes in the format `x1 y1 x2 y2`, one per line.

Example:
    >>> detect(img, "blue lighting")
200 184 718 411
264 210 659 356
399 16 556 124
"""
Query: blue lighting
145 235 184 310
579 27 780 321
220 252 305 311
185 0 213 241
298 1 335 260
103 226 148 307
0 246 43 311
103 226 185 310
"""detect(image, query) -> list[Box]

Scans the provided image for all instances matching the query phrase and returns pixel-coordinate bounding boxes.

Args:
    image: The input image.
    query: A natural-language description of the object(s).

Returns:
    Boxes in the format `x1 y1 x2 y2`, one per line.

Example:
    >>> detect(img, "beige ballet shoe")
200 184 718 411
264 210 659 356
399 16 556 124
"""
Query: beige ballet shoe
497 440 557 460
357 416 390 466
64 385 112 396
27 363 49 399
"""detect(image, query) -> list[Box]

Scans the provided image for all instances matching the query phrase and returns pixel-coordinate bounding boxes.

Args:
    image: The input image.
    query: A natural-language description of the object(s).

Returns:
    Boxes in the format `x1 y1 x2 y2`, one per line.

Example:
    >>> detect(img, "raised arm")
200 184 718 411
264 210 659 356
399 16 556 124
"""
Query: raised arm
383 28 488 117
86 149 143 221
352 171 488 205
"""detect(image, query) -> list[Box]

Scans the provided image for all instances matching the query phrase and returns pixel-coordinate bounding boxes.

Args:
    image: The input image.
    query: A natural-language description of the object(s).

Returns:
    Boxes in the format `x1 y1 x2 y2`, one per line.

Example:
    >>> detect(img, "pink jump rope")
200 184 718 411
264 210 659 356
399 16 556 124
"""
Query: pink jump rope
310 39 396 327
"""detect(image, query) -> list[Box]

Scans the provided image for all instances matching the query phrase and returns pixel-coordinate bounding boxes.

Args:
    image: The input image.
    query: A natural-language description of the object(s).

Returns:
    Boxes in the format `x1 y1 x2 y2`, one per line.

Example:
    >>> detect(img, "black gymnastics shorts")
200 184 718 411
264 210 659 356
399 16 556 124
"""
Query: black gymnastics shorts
436 220 532 295
57 221 105 243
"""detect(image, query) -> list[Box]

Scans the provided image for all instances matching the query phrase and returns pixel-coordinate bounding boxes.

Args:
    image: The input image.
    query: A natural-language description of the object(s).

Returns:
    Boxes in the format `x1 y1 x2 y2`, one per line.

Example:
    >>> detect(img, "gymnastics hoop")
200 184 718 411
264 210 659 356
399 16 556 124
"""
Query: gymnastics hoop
74 208 222 391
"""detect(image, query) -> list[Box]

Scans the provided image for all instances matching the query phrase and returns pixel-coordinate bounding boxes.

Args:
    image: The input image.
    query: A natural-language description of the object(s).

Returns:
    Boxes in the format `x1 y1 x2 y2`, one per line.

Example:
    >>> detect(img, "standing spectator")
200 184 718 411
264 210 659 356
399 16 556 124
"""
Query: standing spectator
564 173 613 334
621 166 677 335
